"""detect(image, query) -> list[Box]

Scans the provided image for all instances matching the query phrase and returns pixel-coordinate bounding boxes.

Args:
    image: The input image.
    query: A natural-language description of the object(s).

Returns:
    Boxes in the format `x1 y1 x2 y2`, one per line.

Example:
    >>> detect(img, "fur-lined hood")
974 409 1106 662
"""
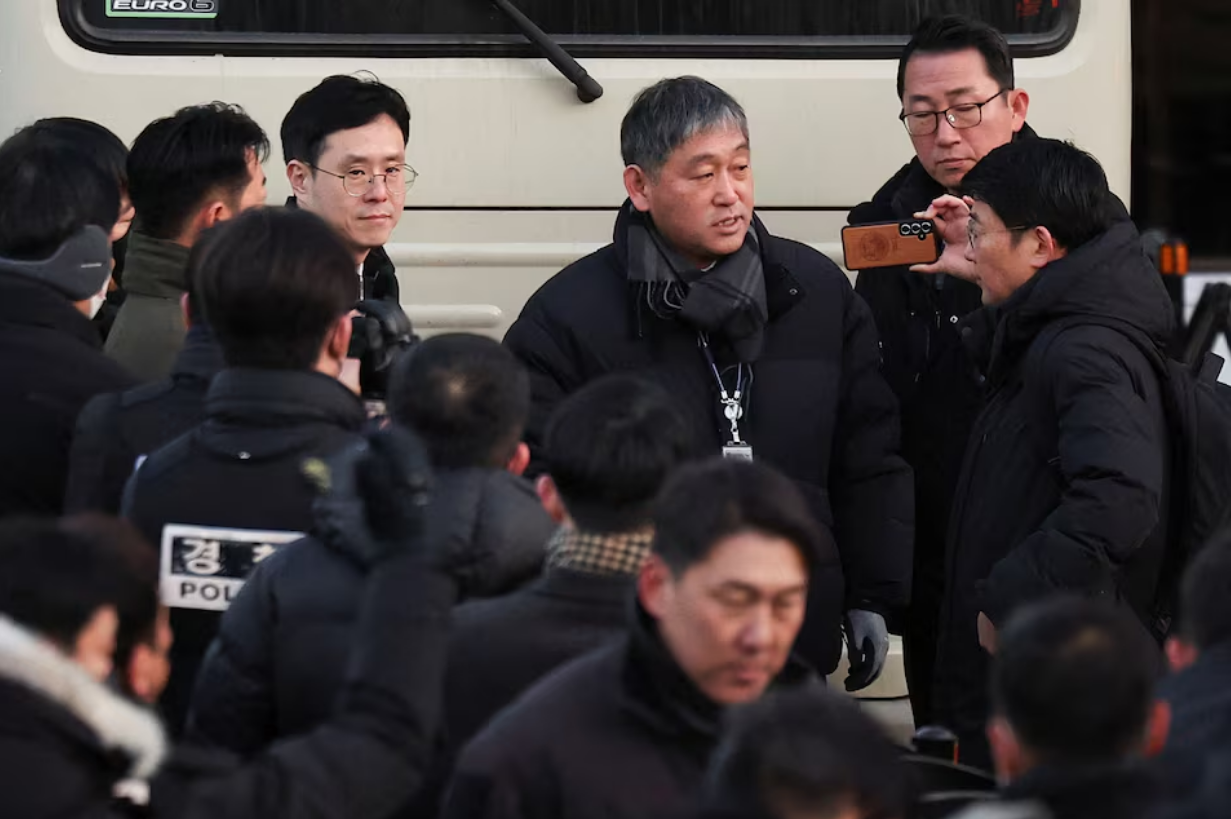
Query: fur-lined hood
0 614 166 779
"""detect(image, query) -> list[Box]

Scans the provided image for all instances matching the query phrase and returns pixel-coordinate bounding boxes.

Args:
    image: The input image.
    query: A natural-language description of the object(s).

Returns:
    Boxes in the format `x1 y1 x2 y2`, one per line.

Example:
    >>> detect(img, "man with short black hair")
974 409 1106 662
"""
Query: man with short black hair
977 598 1168 819
122 207 366 736
187 332 554 759
929 138 1173 768
0 128 137 517
505 75 912 687
445 373 699 751
848 15 1032 727
282 73 412 302
701 687 913 819
106 103 269 381
442 458 842 819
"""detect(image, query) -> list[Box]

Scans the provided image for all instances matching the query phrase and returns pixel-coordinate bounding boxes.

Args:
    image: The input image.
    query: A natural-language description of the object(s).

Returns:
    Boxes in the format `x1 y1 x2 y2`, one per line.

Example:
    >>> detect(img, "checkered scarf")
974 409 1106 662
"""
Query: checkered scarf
546 527 654 577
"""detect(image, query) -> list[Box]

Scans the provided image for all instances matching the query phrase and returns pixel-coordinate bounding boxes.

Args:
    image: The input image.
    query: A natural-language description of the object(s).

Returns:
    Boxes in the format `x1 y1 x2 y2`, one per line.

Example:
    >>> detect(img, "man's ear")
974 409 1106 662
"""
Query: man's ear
1166 636 1200 674
638 554 672 619
71 605 119 684
1029 225 1065 268
287 161 311 200
986 715 1026 784
201 200 229 232
1143 700 1172 758
535 475 569 524
506 443 531 477
126 643 159 705
623 165 653 213
1009 88 1030 133
326 313 353 362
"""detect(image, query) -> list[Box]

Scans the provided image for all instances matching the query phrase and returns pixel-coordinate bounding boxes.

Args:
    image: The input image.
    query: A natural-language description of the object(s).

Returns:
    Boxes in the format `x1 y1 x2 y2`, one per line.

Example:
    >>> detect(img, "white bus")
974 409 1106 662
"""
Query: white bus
1 0 1128 342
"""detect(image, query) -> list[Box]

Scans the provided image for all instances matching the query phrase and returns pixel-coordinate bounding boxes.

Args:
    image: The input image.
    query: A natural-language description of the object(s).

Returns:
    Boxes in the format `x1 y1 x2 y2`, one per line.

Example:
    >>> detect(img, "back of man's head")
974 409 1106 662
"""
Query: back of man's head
0 128 119 266
387 333 529 470
28 118 129 204
652 458 821 577
281 74 411 167
544 374 697 533
0 517 156 683
703 687 912 819
961 138 1116 251
1172 533 1231 661
193 207 359 370
897 15 1014 100
991 597 1160 770
128 102 269 243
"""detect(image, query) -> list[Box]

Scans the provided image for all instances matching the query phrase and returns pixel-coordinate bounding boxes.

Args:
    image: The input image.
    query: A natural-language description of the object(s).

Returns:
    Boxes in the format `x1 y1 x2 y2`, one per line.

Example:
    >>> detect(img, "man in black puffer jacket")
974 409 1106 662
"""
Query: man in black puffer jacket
848 16 1035 726
442 458 831 819
121 208 370 737
505 76 912 689
186 333 554 756
925 139 1173 769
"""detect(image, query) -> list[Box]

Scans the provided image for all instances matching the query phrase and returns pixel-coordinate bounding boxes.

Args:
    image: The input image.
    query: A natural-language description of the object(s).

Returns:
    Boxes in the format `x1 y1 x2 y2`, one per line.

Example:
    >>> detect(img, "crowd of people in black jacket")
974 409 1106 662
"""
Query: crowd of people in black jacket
2 8 1231 819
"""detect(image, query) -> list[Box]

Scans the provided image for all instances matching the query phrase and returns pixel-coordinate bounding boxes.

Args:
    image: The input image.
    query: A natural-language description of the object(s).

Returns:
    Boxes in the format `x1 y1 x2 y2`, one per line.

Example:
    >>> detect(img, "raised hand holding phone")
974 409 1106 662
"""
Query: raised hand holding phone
911 194 979 283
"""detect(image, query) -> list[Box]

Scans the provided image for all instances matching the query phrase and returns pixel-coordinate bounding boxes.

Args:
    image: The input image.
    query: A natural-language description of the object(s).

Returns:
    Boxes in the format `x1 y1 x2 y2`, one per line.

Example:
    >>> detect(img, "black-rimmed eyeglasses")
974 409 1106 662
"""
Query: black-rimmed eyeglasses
899 90 1010 137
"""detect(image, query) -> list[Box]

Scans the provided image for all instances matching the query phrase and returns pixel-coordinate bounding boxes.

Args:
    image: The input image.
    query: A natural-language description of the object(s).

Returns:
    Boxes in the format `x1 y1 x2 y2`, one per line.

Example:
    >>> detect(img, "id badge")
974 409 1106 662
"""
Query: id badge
722 442 754 462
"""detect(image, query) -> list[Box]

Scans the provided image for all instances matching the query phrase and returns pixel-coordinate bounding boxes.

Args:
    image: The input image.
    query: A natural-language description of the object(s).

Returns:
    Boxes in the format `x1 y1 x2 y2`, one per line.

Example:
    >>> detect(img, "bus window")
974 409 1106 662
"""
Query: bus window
66 0 1077 56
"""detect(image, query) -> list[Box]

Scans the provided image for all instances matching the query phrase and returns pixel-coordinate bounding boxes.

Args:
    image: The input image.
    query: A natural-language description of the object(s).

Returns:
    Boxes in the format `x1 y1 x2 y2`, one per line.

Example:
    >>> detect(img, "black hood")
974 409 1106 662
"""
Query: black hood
199 368 366 461
419 468 554 597
985 220 1174 379
316 466 553 595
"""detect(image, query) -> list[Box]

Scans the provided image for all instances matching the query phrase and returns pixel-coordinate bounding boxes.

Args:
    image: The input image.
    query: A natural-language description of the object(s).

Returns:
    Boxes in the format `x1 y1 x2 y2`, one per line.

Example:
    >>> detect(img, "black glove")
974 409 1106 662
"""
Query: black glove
309 425 434 566
843 609 890 692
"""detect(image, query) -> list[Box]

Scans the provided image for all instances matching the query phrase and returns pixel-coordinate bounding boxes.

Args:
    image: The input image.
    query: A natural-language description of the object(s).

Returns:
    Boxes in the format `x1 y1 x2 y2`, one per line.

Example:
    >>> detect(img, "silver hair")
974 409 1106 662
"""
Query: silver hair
620 77 749 177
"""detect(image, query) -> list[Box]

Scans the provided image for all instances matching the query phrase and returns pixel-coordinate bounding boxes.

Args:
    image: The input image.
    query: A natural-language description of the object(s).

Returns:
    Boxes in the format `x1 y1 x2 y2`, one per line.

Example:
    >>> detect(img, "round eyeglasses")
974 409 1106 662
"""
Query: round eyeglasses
310 163 419 197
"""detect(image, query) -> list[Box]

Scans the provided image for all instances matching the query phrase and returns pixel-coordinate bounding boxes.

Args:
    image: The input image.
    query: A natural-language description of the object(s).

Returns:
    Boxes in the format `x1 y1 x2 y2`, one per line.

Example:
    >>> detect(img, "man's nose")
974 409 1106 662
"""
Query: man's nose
364 176 391 202
713 171 739 206
935 115 963 147
738 606 774 651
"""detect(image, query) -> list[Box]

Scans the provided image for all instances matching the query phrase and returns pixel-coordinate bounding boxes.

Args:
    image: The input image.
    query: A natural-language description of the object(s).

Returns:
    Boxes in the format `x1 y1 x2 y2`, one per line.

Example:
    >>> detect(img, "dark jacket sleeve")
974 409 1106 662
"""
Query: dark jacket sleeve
183 553 280 756
982 330 1165 625
157 554 456 819
503 302 584 476
828 286 915 616
64 392 133 515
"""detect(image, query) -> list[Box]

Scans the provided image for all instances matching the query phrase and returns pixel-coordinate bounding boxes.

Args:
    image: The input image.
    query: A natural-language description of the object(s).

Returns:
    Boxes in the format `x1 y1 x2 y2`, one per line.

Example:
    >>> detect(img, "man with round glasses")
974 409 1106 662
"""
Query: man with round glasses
283 74 416 303
846 15 1032 733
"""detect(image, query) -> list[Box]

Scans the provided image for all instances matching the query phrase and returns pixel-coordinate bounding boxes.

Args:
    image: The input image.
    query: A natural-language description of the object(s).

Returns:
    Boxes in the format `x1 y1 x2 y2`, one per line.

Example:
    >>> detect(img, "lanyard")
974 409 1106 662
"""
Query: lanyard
698 333 750 444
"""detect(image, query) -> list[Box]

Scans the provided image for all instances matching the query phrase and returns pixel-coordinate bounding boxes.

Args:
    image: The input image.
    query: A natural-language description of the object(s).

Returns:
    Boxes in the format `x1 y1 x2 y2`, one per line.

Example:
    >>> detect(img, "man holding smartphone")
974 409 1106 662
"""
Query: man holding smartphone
847 15 1032 729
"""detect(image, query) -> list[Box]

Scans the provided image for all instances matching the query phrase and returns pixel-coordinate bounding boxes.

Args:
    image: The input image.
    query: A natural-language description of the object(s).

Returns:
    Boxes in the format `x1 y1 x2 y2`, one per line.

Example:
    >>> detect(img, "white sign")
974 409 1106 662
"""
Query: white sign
159 524 303 612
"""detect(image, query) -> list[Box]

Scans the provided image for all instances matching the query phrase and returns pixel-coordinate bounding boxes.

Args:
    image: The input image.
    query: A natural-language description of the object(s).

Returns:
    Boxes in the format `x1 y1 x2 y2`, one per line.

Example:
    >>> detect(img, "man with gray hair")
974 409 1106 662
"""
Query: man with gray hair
504 76 913 687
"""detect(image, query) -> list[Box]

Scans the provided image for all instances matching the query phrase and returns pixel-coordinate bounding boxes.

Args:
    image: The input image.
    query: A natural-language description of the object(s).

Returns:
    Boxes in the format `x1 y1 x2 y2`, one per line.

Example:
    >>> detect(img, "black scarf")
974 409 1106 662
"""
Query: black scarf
625 205 768 363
